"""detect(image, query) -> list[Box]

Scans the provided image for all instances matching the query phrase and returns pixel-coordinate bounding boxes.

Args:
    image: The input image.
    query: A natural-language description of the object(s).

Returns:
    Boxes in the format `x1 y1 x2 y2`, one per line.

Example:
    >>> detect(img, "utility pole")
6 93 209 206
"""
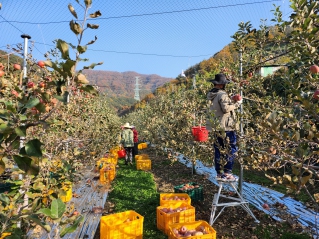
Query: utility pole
134 76 140 101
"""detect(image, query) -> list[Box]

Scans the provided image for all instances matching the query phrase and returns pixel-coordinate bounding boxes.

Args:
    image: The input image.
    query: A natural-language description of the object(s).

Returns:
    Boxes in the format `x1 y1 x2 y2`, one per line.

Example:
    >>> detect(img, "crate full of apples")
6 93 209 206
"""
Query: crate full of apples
174 182 203 202
157 202 195 235
160 193 191 207
168 220 216 239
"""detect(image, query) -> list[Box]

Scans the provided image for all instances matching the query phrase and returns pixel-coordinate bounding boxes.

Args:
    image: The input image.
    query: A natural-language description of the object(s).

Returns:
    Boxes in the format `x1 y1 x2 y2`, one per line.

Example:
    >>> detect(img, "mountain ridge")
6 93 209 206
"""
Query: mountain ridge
83 69 172 101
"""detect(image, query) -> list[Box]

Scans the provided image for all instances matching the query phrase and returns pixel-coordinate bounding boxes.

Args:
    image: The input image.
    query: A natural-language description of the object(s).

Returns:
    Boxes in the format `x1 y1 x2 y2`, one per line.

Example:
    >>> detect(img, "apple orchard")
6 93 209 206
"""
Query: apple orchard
0 0 318 238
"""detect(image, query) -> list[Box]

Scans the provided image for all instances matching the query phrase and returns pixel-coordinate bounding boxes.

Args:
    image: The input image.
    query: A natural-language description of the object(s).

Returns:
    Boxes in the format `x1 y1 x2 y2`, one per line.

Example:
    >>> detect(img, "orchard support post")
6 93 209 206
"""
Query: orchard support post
17 34 31 229
239 49 244 196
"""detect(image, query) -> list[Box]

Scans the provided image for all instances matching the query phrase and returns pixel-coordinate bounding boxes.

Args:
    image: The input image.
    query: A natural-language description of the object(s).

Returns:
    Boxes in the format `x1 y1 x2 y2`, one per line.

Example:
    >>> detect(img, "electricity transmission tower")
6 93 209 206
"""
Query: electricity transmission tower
134 76 141 101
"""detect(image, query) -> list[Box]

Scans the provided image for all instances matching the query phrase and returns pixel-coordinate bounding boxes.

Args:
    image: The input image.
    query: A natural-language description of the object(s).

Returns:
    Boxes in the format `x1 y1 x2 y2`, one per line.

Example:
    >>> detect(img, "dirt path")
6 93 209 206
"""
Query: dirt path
144 147 306 238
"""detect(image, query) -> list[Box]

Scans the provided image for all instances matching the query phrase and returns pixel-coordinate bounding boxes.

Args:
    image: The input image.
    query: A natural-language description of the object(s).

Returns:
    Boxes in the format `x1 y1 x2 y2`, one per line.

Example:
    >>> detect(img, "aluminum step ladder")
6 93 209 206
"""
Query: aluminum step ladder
209 180 260 225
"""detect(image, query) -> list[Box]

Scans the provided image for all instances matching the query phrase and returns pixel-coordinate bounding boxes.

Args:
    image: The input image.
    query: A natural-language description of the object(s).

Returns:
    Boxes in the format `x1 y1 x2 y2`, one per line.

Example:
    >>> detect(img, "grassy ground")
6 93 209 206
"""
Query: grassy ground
93 148 313 239
99 160 167 238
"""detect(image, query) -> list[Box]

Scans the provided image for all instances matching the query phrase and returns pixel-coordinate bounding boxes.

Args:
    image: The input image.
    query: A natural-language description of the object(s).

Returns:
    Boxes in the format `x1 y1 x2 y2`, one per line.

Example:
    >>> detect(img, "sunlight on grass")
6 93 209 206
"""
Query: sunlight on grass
107 159 167 239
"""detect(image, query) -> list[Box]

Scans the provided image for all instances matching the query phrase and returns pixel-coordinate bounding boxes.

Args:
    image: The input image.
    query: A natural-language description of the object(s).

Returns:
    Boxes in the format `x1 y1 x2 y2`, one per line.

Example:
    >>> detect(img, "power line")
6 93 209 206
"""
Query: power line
87 48 213 58
0 0 282 25
0 14 24 33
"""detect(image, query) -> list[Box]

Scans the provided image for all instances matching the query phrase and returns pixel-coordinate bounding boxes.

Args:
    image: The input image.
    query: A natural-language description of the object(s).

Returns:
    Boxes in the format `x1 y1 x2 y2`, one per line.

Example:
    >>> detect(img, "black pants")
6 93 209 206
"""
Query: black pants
132 143 139 160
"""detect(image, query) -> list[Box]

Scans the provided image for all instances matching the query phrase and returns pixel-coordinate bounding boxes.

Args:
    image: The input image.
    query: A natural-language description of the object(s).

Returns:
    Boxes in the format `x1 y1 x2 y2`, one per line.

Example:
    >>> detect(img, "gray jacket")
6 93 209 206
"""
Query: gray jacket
120 128 134 147
206 88 241 132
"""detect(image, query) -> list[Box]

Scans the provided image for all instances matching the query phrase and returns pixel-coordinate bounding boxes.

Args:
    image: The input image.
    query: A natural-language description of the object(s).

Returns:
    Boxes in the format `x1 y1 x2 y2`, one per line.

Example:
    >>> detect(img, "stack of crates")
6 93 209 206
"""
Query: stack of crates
135 154 151 171
100 163 116 183
96 146 120 184
157 201 195 235
100 210 144 239
158 193 217 238
157 193 192 235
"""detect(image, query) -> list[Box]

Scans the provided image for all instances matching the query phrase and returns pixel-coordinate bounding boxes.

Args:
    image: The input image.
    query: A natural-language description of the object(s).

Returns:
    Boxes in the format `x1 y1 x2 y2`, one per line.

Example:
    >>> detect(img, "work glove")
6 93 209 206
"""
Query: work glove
236 99 243 104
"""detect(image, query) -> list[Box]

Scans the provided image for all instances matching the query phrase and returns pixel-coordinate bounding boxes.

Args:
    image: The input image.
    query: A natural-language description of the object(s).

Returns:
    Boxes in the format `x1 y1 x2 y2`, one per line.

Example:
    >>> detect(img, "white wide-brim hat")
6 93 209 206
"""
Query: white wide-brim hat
123 122 132 128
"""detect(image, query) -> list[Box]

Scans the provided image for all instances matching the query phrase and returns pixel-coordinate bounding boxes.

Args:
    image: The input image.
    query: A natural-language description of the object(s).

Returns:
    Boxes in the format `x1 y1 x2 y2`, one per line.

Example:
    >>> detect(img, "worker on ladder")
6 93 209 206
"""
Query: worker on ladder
206 73 242 182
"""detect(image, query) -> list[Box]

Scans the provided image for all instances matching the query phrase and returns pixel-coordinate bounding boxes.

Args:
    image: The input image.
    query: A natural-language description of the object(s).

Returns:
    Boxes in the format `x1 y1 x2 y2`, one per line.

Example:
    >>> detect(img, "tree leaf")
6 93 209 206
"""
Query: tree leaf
68 4 78 19
77 45 87 54
13 155 31 172
27 215 51 232
301 171 312 186
87 23 99 29
56 39 70 60
84 0 92 7
35 103 46 113
89 10 101 18
15 126 26 137
54 94 67 103
0 157 5 175
50 198 66 219
83 62 103 70
25 139 43 157
80 85 98 94
24 98 40 109
86 36 97 45
37 208 53 218
69 20 82 35
0 194 10 205
60 215 84 237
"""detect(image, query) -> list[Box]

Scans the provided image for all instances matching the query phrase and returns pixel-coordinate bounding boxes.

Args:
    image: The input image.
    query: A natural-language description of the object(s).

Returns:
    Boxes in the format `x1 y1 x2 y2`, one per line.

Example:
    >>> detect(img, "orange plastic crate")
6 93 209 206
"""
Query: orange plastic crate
100 210 144 239
160 193 191 206
136 159 151 171
157 202 195 235
168 220 216 239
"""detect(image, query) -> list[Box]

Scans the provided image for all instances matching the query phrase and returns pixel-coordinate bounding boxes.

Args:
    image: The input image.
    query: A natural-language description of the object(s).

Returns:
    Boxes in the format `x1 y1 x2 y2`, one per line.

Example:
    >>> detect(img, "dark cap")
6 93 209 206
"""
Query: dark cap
208 73 230 84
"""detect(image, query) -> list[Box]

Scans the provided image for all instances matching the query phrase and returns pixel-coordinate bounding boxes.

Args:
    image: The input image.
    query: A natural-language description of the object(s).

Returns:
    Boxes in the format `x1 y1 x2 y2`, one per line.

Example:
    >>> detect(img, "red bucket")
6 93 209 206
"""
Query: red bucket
192 126 208 142
117 149 126 158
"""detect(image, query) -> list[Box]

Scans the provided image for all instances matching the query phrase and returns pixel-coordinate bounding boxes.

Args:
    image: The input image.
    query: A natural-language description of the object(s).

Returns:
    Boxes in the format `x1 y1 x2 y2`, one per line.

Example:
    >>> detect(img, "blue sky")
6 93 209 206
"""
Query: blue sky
0 0 292 78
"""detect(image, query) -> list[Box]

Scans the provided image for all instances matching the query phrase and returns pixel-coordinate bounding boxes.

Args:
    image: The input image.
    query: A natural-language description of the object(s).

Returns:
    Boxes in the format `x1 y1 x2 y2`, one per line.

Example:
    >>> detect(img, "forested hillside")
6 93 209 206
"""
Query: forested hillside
83 69 172 110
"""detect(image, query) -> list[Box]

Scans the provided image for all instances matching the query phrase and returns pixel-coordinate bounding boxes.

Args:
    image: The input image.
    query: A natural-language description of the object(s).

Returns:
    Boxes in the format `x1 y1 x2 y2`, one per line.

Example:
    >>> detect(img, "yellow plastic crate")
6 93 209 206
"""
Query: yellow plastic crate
160 193 191 206
135 154 150 160
141 142 148 149
101 156 118 165
59 182 72 203
100 210 144 239
137 144 143 150
168 220 216 239
136 159 151 171
157 202 195 235
100 164 116 183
